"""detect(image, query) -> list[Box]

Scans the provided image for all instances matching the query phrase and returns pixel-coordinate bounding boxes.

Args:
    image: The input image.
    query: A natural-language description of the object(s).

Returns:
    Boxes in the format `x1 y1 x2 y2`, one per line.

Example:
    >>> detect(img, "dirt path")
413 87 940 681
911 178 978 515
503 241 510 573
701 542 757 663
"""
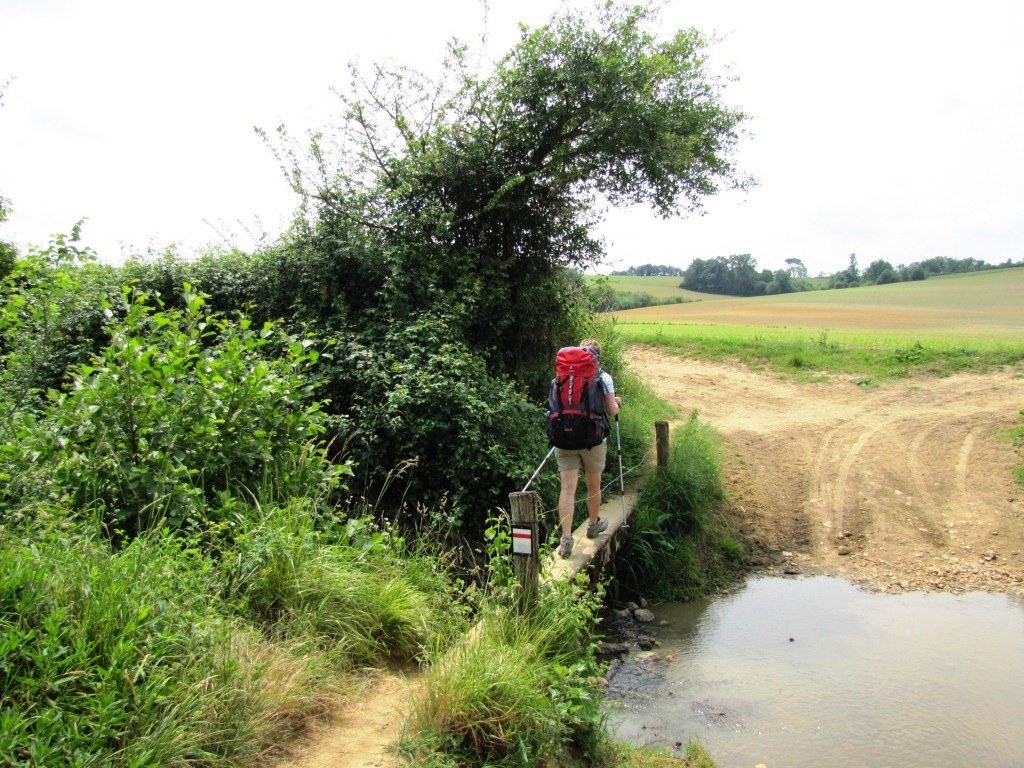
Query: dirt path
626 346 1024 594
271 671 415 768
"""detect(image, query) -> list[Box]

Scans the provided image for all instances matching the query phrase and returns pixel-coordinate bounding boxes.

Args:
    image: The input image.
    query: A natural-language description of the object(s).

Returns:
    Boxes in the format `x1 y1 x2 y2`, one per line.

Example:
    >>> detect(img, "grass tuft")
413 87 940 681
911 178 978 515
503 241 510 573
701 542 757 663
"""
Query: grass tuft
399 524 613 767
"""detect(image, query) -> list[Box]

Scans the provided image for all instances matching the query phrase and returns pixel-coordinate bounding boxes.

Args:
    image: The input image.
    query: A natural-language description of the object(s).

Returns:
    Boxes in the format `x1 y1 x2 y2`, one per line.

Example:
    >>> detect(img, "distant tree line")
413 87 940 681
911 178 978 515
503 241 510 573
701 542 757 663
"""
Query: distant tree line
586 281 692 312
610 263 685 276
680 254 808 296
828 253 1022 289
677 253 1022 297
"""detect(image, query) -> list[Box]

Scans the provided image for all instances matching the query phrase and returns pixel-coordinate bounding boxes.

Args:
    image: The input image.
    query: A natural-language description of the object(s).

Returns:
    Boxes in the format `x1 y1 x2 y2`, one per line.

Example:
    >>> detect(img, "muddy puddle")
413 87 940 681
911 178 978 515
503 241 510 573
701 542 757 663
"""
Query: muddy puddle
605 576 1024 768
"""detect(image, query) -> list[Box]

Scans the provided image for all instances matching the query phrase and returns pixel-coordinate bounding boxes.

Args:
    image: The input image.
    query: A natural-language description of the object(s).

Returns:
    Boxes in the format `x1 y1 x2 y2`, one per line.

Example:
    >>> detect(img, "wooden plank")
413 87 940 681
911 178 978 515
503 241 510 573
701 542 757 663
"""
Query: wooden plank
543 486 640 584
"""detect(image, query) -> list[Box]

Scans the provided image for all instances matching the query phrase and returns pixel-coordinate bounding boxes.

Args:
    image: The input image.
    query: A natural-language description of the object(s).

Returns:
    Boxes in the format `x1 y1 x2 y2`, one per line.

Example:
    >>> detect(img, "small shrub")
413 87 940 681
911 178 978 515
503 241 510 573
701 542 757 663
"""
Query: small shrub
0 224 106 434
893 341 927 365
11 285 348 537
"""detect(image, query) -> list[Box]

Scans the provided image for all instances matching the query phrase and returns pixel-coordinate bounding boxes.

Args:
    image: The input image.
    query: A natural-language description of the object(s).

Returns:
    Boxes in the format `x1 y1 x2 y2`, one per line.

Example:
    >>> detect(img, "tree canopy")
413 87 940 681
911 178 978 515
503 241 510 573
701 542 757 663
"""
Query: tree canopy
270 1 750 379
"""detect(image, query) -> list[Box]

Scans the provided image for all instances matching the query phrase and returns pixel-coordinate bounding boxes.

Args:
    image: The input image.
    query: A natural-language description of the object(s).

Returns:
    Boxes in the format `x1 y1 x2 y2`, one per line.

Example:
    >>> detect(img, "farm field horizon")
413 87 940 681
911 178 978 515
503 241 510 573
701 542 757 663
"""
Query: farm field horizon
609 267 1024 346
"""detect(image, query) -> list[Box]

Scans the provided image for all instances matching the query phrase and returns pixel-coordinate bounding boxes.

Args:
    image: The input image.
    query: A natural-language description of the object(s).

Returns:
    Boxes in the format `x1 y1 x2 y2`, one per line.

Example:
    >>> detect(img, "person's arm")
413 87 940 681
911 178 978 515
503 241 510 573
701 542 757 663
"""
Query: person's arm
602 371 621 418
604 391 621 419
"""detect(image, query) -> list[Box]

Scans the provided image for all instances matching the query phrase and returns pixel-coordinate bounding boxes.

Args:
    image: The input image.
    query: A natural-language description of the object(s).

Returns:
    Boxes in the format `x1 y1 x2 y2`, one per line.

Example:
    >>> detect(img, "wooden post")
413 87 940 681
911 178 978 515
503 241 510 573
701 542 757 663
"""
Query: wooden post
508 491 540 612
656 420 670 473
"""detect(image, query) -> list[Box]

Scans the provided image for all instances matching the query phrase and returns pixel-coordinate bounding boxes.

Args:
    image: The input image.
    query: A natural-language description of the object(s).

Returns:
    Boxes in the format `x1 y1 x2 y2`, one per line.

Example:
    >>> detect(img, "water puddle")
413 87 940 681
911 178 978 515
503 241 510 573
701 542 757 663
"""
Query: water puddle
606 576 1024 768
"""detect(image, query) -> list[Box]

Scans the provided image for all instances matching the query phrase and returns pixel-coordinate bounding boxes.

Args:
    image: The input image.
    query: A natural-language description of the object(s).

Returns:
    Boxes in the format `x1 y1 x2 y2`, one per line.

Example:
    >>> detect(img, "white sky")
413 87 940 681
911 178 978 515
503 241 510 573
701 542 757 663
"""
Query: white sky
1 0 1022 277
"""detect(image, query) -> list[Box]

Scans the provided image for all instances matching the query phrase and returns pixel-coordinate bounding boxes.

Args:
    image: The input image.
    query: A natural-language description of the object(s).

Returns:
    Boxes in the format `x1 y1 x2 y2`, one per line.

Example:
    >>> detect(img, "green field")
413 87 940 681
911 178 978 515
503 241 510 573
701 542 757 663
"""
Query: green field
587 274 731 301
606 268 1024 380
610 268 1024 347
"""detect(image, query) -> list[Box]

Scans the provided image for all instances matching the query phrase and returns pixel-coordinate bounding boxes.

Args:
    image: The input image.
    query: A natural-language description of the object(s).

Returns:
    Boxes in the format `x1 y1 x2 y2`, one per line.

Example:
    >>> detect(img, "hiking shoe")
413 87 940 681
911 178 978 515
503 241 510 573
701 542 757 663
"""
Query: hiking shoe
586 517 608 539
558 534 574 558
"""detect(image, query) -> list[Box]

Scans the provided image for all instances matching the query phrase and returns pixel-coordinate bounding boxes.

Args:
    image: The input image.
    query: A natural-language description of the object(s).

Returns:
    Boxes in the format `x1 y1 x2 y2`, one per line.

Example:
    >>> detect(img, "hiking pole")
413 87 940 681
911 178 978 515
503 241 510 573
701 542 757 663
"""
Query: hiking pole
522 446 556 493
615 415 627 529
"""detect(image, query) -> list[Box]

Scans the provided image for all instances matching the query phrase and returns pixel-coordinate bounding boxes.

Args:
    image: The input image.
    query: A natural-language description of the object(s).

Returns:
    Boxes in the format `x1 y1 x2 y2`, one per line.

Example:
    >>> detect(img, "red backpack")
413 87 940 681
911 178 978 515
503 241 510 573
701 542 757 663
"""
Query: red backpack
546 346 609 449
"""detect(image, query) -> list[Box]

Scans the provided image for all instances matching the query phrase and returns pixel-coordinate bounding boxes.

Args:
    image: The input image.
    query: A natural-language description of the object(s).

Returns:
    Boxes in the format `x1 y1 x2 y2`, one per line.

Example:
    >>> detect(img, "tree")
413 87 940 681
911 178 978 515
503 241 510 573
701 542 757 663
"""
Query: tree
271 2 750 381
784 257 808 278
829 253 861 289
863 258 895 284
251 3 752 526
765 269 793 294
681 253 776 296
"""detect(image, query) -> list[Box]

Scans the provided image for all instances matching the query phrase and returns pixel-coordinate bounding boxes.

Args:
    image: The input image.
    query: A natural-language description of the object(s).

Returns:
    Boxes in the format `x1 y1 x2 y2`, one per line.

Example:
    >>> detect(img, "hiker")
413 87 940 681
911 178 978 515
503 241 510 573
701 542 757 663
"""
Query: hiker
553 338 621 558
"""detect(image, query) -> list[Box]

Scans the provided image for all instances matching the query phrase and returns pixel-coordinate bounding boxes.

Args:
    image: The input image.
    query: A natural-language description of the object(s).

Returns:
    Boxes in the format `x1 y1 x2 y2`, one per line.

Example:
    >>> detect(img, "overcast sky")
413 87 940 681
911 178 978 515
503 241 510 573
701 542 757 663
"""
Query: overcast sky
1 0 1021 276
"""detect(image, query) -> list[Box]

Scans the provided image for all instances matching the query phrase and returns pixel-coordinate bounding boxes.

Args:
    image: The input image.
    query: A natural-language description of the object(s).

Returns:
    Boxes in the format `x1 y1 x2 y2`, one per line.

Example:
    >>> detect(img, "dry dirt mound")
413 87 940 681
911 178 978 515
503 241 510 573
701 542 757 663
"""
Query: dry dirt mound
626 346 1024 594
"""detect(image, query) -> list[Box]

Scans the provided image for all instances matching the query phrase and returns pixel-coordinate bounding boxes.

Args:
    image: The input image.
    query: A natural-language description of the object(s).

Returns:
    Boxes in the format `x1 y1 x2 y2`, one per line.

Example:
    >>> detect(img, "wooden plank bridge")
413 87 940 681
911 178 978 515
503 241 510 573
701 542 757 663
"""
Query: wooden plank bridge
509 420 669 606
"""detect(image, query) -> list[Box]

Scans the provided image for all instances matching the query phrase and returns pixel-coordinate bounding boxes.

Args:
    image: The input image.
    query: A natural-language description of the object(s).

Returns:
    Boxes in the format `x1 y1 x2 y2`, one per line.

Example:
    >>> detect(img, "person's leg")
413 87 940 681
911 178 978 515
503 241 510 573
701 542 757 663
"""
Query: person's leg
584 471 602 525
559 468 580 536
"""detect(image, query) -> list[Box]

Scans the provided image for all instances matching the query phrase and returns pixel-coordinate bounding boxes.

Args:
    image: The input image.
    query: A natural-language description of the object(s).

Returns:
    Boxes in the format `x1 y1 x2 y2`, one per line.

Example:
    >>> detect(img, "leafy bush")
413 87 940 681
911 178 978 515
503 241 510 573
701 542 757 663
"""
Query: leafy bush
326 312 549 536
0 224 108 433
7 285 347 536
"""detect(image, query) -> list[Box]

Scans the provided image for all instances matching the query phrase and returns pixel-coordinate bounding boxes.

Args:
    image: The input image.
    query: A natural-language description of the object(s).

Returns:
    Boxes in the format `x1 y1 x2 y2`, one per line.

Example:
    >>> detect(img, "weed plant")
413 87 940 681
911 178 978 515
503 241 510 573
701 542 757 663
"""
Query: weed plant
611 742 716 767
610 413 744 602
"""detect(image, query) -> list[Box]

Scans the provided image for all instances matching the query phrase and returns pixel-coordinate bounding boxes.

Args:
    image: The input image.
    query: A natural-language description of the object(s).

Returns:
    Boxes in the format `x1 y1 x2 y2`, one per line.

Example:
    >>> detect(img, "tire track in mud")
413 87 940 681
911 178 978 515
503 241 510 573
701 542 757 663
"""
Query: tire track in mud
831 418 894 539
907 423 940 511
957 428 978 517
626 345 1024 594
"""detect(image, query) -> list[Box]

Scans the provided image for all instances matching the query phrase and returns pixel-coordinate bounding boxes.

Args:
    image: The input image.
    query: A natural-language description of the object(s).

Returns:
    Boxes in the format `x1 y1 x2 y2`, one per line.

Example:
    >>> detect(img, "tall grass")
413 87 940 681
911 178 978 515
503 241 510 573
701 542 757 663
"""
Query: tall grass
221 499 468 668
610 413 744 602
0 514 298 766
398 523 612 767
0 499 468 766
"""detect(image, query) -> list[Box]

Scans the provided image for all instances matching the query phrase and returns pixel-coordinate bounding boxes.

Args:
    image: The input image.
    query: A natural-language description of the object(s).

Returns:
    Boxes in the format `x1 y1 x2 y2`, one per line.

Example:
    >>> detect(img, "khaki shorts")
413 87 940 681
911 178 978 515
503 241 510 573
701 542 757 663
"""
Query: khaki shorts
554 441 607 475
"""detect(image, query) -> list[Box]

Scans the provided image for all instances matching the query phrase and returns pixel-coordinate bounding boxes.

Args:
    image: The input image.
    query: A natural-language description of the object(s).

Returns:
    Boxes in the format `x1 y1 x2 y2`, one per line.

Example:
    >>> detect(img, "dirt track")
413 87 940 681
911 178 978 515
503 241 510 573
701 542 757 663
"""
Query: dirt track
626 346 1024 595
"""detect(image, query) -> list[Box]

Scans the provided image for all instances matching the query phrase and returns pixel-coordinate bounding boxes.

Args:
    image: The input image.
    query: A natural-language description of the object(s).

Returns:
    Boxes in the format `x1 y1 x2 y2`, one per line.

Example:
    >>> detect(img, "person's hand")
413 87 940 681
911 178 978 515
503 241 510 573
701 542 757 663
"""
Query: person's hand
614 396 622 408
